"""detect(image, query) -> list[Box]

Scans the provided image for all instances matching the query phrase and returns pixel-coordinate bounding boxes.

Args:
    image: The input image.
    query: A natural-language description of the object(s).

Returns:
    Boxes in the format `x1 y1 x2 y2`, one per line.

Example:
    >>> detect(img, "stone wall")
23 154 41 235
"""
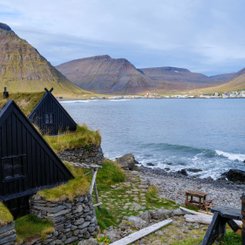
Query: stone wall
29 194 98 244
0 222 16 245
58 145 104 165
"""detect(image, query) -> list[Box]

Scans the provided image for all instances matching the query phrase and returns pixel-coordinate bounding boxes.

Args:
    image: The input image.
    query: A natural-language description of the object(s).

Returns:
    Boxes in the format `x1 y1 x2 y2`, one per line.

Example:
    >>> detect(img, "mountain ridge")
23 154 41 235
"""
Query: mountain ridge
0 23 91 97
57 55 242 94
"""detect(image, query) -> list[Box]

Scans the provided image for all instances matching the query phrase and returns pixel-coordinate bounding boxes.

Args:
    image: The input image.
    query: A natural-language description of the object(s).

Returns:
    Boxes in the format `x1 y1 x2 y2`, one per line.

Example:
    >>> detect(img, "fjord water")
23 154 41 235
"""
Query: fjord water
61 99 245 179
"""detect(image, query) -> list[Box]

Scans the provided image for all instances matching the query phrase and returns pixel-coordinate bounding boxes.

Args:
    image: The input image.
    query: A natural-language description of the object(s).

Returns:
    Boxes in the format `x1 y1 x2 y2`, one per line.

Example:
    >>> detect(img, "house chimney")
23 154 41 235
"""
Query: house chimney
3 87 9 98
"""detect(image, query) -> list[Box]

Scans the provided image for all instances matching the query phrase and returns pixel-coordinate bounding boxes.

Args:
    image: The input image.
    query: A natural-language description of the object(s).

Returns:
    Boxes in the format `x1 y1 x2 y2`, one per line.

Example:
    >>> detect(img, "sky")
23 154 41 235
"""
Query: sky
1 0 245 75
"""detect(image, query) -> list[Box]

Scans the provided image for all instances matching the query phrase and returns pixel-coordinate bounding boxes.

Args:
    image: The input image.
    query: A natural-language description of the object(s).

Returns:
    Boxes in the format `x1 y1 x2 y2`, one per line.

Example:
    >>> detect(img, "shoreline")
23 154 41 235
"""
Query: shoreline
137 165 245 209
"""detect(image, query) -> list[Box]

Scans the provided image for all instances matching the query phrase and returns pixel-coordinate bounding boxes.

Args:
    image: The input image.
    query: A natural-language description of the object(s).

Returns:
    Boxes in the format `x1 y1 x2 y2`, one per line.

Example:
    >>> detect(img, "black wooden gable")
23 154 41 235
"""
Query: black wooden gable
29 88 77 135
0 100 73 207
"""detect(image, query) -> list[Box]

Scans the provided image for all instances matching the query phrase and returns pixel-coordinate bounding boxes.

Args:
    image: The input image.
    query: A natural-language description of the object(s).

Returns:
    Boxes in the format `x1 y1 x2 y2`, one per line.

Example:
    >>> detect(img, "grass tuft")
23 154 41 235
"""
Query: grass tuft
0 202 13 226
15 214 54 243
97 160 126 190
44 125 101 152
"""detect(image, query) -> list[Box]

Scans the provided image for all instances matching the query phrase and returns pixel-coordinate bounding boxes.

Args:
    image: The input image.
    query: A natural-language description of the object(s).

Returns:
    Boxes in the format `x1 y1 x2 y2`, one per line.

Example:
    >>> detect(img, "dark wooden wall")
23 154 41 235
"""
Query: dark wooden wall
29 92 77 135
0 101 73 216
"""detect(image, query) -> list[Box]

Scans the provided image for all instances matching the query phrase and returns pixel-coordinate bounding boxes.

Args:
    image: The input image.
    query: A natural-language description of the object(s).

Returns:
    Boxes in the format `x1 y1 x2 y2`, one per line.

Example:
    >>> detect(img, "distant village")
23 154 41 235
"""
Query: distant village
91 90 245 100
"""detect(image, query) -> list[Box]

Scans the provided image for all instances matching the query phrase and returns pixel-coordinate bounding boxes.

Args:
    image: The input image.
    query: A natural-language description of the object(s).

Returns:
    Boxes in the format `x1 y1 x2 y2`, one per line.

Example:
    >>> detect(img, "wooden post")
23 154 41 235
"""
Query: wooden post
241 194 245 244
89 168 98 195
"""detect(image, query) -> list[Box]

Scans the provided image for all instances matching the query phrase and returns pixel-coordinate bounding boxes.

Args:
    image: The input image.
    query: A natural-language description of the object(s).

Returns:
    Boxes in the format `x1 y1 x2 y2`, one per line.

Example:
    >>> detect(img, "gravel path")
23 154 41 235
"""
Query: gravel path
138 167 245 209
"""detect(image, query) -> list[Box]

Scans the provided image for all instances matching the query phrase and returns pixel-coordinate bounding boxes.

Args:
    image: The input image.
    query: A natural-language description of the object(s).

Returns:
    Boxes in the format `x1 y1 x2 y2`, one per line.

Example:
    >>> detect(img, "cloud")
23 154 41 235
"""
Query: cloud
1 0 245 74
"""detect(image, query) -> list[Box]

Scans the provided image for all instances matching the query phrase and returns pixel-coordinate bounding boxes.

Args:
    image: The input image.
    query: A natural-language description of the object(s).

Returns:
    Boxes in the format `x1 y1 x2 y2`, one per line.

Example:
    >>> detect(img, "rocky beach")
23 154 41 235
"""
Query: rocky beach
138 166 245 209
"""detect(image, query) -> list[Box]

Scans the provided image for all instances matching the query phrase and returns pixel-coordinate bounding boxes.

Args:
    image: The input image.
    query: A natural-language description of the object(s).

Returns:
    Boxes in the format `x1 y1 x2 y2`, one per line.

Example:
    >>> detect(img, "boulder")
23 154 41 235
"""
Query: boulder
178 169 188 176
116 153 139 170
186 168 202 173
149 209 173 220
127 216 147 229
222 169 245 183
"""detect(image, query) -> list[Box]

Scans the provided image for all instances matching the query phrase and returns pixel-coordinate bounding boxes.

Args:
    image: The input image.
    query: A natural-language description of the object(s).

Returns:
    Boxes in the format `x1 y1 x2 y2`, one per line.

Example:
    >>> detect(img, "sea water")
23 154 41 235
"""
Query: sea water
61 99 245 179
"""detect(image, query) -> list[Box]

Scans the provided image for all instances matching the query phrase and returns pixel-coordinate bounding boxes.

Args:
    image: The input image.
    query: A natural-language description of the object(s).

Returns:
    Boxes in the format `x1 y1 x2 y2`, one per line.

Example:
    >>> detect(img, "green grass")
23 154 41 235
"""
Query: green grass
0 92 44 115
221 231 242 245
95 207 117 230
173 231 242 245
0 202 13 226
38 162 89 202
146 185 178 209
44 125 101 152
15 214 54 243
95 163 178 230
96 160 126 191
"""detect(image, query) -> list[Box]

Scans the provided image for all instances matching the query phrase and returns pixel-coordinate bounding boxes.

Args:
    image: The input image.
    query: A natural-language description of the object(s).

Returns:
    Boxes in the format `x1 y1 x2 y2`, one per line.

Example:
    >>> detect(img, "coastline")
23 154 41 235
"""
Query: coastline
137 166 245 209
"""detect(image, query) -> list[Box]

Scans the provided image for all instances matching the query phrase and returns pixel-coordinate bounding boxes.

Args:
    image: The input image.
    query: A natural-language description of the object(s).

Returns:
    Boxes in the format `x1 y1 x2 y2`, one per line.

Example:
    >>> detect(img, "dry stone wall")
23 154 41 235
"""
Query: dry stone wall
58 145 104 165
29 194 98 244
0 222 16 245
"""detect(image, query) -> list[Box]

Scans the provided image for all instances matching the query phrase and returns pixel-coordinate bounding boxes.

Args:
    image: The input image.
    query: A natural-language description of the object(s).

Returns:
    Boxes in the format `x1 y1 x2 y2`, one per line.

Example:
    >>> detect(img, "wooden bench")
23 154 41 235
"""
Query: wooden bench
185 190 212 211
202 206 242 245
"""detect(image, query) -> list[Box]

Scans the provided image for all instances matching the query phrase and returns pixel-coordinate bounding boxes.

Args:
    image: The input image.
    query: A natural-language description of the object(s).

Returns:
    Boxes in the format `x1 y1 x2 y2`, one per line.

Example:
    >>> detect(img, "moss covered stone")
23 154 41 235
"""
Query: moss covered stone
0 202 13 226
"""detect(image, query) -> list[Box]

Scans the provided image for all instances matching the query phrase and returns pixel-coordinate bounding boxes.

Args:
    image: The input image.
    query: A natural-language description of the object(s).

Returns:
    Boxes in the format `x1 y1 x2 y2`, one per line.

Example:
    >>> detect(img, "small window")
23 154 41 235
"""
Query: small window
1 155 25 181
44 113 54 124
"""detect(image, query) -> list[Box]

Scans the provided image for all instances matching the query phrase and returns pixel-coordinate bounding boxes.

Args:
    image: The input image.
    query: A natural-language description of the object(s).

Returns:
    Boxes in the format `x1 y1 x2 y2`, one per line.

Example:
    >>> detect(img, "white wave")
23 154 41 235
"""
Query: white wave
215 150 245 162
60 100 91 104
108 99 130 102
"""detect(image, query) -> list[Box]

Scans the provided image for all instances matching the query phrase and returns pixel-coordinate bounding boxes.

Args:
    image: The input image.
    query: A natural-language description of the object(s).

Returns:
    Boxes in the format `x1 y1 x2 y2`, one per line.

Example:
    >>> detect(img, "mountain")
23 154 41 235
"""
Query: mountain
57 55 234 94
56 55 152 94
191 67 245 94
0 23 90 97
57 54 245 95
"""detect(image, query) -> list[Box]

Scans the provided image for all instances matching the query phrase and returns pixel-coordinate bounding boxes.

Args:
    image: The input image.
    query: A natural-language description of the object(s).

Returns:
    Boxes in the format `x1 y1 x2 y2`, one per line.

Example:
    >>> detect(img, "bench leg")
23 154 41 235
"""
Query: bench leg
202 212 221 245
227 219 240 233
217 218 227 240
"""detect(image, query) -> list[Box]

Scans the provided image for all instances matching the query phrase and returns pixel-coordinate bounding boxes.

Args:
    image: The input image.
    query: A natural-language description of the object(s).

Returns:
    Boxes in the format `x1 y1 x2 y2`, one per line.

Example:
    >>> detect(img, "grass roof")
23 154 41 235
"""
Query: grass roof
44 124 101 152
0 202 13 226
37 162 90 202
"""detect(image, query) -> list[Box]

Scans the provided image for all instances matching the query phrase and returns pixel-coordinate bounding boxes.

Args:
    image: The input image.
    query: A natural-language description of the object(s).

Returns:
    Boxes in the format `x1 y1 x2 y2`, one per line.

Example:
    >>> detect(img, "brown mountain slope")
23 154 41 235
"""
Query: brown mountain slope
56 55 152 94
57 55 236 94
0 23 91 97
191 68 245 94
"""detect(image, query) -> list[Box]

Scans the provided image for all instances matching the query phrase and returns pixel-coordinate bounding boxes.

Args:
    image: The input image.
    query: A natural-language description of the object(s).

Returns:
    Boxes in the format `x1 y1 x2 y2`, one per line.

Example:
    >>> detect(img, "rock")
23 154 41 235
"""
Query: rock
172 208 184 216
116 153 139 170
105 229 121 242
222 169 245 183
78 238 98 245
178 169 188 176
139 211 151 224
0 23 12 31
131 202 142 211
150 209 173 220
186 168 202 173
127 216 147 229
146 162 155 166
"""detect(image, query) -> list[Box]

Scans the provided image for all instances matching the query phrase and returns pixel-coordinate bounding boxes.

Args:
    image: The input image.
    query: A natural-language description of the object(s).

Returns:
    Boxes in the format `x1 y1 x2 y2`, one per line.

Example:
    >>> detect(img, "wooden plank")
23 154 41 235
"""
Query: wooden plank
89 169 98 195
211 206 242 220
110 219 172 245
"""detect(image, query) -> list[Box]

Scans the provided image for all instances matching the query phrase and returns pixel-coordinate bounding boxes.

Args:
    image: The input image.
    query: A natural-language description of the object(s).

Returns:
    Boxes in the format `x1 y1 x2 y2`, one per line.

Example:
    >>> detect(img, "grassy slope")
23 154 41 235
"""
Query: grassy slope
0 30 94 98
189 74 245 95
44 125 101 152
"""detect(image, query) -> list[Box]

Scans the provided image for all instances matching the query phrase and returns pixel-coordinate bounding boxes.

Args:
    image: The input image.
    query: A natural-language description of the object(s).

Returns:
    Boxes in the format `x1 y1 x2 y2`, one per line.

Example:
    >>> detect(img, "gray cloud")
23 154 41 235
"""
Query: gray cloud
1 0 245 74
